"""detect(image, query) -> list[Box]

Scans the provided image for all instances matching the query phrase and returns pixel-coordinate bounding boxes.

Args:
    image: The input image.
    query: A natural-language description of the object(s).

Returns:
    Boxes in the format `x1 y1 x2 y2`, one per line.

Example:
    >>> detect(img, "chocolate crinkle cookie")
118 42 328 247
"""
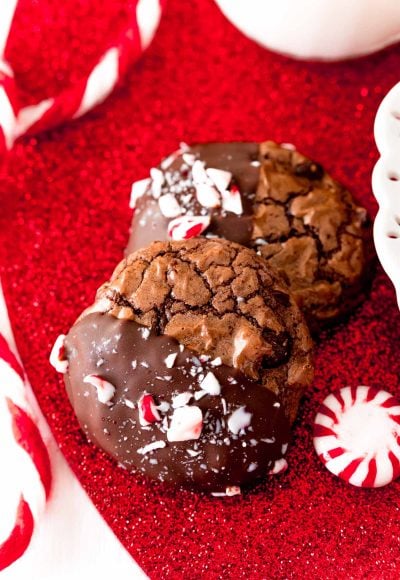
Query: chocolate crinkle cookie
53 239 313 493
127 141 372 332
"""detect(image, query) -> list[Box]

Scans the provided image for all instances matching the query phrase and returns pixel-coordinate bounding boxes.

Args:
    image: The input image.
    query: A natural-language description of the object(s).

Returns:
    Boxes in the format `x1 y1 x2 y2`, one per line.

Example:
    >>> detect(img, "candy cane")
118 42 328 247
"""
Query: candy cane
0 0 18 59
0 0 164 151
0 1 21 154
0 333 52 571
0 60 18 158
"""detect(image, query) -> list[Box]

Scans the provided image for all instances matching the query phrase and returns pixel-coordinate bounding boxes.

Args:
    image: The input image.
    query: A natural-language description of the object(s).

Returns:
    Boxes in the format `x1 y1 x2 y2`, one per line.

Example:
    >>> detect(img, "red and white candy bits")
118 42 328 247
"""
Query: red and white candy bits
313 386 400 488
268 458 288 475
167 405 203 442
138 393 161 426
129 178 151 209
221 185 243 215
167 215 211 241
49 334 68 374
83 375 116 406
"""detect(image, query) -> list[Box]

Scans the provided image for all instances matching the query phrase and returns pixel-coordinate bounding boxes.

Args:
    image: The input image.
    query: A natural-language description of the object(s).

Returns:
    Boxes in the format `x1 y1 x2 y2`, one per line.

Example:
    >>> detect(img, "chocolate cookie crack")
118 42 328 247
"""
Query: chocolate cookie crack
127 141 371 332
95 240 311 390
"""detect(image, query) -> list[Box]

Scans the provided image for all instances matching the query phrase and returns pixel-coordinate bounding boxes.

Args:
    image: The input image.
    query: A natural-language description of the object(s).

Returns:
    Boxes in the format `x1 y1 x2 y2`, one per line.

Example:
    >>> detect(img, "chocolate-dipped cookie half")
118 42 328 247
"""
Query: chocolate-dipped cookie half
52 239 313 493
127 141 373 333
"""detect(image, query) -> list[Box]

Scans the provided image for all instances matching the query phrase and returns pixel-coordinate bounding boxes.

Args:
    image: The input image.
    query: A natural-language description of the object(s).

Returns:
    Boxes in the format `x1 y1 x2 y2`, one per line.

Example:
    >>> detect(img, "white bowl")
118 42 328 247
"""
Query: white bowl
372 82 400 309
215 0 400 61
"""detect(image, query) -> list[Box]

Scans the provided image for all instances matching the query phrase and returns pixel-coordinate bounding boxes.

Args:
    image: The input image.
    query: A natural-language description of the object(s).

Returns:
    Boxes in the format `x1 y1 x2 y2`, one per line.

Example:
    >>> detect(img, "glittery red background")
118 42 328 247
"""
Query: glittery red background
1 1 400 577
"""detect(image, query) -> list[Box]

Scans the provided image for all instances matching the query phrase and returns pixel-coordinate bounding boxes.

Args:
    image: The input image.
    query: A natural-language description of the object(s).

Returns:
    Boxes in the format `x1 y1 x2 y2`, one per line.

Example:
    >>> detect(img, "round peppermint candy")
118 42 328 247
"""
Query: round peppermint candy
313 386 400 488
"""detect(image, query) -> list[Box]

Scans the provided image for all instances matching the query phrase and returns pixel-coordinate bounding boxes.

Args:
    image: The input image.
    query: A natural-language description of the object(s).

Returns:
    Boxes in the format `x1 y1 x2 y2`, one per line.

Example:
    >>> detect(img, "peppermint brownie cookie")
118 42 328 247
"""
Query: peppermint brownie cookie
53 239 313 493
127 142 371 332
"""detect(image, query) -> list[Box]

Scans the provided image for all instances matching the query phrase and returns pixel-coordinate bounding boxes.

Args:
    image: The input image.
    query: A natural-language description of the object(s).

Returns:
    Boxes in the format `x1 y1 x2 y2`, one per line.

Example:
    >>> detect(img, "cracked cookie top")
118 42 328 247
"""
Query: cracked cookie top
83 238 314 421
127 141 372 332
61 239 313 492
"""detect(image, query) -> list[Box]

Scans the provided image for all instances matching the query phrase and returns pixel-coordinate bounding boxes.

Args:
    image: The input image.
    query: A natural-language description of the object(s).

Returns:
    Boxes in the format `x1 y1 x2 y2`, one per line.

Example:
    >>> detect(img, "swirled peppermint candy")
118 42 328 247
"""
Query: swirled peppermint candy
314 386 400 488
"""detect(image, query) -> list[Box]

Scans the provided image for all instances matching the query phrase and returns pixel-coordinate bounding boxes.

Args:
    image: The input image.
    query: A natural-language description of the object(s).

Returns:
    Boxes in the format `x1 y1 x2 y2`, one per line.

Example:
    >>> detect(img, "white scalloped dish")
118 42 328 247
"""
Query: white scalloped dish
372 82 400 310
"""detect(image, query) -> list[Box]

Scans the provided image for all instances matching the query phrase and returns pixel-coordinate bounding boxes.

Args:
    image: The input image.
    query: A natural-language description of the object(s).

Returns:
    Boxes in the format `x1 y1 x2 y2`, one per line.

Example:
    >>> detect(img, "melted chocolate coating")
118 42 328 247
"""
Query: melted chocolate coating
64 312 290 492
127 141 372 333
128 142 259 251
191 142 259 195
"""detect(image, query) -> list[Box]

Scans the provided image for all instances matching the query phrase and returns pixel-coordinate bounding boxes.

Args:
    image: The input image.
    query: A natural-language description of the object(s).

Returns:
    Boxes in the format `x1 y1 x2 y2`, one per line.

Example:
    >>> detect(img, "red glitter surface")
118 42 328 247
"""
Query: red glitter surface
1 1 400 578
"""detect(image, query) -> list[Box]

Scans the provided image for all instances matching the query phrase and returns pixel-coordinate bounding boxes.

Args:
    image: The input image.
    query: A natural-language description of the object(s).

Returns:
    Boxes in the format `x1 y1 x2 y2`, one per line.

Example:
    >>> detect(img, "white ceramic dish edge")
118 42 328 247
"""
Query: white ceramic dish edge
372 81 400 310
215 0 400 61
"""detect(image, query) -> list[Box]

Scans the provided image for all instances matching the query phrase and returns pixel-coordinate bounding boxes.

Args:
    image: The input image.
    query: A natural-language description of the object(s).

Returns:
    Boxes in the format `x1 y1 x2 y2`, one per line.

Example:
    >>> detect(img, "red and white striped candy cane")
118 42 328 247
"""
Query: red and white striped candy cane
0 0 18 157
0 0 164 152
0 333 52 572
0 60 18 157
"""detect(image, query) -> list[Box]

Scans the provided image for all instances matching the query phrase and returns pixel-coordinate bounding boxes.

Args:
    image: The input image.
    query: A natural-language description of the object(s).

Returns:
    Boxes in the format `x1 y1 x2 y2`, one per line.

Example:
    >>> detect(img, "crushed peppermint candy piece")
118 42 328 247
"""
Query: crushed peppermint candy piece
210 357 222 367
227 406 252 434
210 486 241 497
191 159 209 184
137 440 166 455
179 141 190 152
313 385 400 488
129 178 150 209
167 405 203 442
124 398 135 409
83 374 115 405
199 372 221 396
187 448 201 457
182 153 196 166
226 486 241 496
168 215 211 240
194 390 207 401
138 393 161 426
195 183 221 208
158 193 182 218
160 149 181 170
164 352 178 368
206 167 232 193
172 391 193 408
221 398 228 415
156 401 170 413
269 458 288 475
221 185 243 215
150 167 164 198
49 334 68 373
